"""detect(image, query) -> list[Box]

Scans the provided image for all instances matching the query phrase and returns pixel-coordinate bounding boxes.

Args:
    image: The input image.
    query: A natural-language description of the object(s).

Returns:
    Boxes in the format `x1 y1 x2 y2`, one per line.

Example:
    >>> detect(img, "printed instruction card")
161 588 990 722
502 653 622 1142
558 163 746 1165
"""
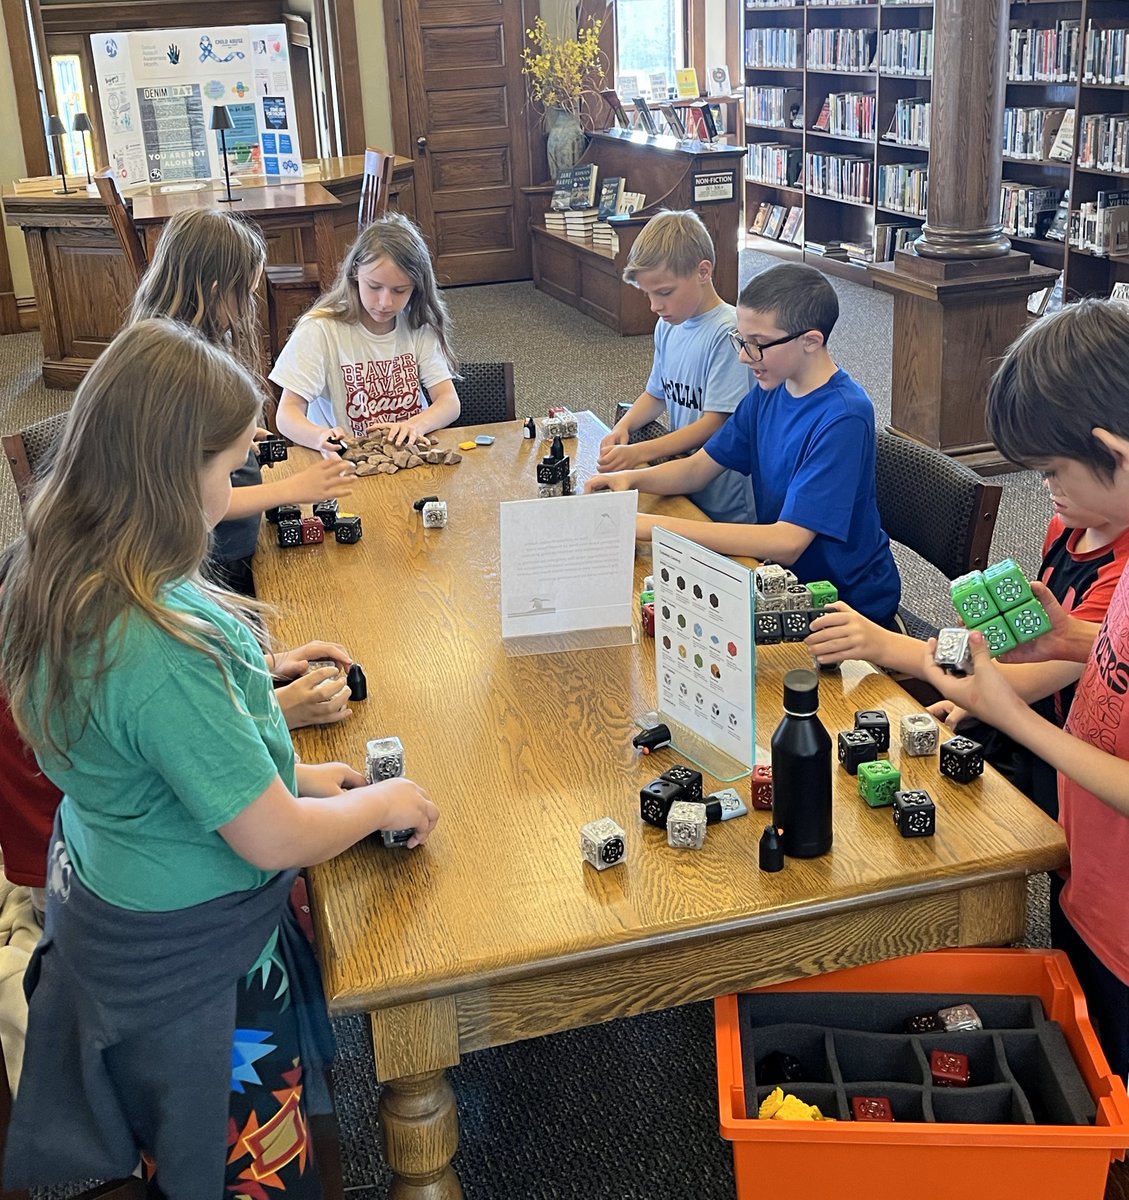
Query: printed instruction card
651 528 755 768
500 491 638 641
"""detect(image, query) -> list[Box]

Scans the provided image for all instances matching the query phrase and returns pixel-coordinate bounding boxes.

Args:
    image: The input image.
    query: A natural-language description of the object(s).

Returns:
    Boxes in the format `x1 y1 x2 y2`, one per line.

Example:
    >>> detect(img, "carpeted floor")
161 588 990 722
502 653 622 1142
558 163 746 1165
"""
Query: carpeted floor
0 251 1064 1198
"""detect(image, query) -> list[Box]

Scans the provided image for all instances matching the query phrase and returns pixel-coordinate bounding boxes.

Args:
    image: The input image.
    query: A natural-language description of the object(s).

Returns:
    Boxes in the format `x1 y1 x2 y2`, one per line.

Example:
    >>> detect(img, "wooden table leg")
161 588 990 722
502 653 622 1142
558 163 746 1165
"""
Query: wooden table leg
380 1069 463 1200
313 211 340 290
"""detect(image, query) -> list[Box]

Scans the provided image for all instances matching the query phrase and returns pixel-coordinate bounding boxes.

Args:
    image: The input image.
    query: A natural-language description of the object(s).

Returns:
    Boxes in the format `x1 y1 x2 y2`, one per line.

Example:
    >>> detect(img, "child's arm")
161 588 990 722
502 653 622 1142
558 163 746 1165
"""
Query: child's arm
806 603 924 672
276 667 353 729
598 392 667 470
220 769 440 864
921 634 1129 818
222 455 356 519
378 378 461 447
599 410 732 473
276 388 349 455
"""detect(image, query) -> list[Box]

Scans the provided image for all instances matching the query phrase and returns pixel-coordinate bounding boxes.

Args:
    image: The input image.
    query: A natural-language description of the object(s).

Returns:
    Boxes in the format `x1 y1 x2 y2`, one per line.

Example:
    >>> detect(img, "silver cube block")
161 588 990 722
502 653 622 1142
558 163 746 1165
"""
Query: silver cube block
366 736 405 782
708 788 749 821
755 563 788 598
938 1003 982 1032
756 592 791 612
580 817 627 870
667 800 707 849
537 482 563 498
422 500 448 528
934 626 974 675
785 583 812 611
900 713 939 757
305 657 340 676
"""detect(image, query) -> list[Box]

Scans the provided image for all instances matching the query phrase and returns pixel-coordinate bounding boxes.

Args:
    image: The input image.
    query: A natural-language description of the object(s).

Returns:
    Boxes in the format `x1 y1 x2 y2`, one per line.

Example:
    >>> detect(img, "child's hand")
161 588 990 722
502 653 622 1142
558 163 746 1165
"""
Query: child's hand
584 472 633 494
297 761 367 797
277 667 352 729
599 426 630 454
805 602 887 665
997 581 1095 664
315 427 349 457
253 426 274 441
919 632 1026 727
286 455 356 505
927 698 972 732
270 640 352 679
597 441 642 473
372 420 433 449
373 776 440 848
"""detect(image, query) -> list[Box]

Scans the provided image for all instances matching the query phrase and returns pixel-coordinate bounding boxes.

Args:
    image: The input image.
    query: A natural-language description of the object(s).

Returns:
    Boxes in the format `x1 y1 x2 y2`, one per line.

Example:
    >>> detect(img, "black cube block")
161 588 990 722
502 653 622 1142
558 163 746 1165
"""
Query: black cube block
837 729 878 775
854 709 890 753
940 736 984 783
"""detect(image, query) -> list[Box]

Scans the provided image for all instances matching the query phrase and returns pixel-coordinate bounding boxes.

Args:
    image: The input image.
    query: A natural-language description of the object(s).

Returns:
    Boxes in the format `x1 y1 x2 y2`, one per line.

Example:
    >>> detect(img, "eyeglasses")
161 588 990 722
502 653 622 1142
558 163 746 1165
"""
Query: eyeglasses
727 329 807 362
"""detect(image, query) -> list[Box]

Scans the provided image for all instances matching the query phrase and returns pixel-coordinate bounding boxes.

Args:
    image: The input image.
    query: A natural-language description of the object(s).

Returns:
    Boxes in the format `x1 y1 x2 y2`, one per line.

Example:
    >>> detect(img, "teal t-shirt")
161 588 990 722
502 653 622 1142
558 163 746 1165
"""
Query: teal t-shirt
32 580 296 912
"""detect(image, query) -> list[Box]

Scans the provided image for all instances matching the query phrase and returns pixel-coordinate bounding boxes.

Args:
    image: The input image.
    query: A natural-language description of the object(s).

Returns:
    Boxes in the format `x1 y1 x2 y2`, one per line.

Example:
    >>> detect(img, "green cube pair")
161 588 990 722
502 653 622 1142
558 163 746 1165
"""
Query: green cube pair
858 760 901 808
949 559 1050 657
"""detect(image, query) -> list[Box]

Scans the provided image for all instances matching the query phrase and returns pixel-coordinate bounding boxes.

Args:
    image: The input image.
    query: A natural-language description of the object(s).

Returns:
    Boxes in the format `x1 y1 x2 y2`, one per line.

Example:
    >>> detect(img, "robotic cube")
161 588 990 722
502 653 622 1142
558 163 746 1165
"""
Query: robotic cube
751 763 774 811
940 736 984 783
938 1003 982 1032
893 789 936 838
708 788 749 820
857 760 901 808
334 514 363 544
277 519 303 548
934 627 974 676
300 516 324 545
661 763 703 804
905 1012 945 1033
666 800 708 849
930 1049 970 1087
256 436 289 468
984 558 1034 610
785 583 812 611
854 709 890 753
642 603 655 637
949 570 999 626
537 482 564 498
807 580 838 609
306 657 340 677
422 500 448 528
640 778 685 827
837 729 878 775
851 1096 894 1122
900 713 939 757
754 563 788 598
266 503 301 525
780 610 812 642
580 817 627 871
977 615 1019 657
313 499 339 530
536 457 568 486
366 736 405 782
754 612 783 645
1003 598 1052 645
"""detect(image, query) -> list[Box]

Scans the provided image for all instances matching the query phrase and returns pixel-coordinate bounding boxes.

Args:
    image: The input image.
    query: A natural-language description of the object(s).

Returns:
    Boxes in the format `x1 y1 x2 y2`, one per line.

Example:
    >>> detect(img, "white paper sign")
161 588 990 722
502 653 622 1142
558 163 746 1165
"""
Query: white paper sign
651 528 755 767
500 492 638 639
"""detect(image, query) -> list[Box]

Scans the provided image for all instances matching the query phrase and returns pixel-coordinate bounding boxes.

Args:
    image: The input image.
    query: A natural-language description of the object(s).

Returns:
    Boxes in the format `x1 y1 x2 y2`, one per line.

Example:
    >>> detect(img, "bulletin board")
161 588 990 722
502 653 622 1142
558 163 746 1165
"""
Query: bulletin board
90 24 303 189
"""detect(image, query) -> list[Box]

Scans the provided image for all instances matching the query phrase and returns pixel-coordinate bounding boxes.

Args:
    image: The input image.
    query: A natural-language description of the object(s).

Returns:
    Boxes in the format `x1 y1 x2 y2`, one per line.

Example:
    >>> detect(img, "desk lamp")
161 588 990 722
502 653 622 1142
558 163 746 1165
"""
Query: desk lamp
209 105 241 203
47 115 71 194
72 113 93 185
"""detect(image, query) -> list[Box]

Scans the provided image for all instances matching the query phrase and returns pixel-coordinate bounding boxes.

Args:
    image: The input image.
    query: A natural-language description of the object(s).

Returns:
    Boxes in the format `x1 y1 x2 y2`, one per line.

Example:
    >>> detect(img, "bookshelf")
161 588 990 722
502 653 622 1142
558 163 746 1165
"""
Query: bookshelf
742 0 1129 298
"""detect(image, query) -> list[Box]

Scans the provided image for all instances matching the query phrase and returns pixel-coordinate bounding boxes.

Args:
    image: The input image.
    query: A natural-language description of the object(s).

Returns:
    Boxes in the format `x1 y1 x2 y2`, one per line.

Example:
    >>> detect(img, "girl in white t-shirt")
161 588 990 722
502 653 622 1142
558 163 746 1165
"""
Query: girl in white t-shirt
271 212 461 450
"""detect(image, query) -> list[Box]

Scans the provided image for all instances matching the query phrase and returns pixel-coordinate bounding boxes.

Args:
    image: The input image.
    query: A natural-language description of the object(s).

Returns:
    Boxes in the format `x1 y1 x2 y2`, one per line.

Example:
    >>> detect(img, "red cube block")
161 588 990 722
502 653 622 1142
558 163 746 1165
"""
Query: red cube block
300 516 325 545
642 603 655 637
751 764 773 811
930 1049 970 1087
851 1096 894 1121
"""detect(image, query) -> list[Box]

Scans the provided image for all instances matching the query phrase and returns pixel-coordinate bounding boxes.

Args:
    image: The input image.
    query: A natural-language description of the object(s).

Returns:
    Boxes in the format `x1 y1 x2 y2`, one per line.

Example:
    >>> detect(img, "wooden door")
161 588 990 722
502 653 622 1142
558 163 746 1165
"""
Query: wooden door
398 0 533 285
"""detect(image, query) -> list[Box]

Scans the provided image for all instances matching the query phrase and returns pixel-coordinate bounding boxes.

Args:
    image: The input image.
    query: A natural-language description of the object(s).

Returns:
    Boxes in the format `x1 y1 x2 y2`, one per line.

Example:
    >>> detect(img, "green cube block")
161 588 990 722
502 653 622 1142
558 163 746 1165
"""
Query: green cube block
974 615 1019 658
950 570 1000 626
857 760 902 808
639 589 654 609
984 558 1033 612
1003 598 1052 645
807 580 838 609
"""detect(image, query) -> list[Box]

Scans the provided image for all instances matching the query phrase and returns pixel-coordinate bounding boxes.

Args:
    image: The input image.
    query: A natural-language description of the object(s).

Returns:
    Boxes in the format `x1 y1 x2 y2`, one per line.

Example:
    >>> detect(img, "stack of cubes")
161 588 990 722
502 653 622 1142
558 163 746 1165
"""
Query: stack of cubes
950 559 1051 657
754 565 838 645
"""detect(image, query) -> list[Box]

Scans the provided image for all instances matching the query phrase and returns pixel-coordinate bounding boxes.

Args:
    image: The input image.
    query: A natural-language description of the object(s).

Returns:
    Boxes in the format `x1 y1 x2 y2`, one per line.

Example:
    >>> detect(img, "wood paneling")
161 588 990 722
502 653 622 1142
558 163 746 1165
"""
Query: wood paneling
433 207 513 257
430 148 510 193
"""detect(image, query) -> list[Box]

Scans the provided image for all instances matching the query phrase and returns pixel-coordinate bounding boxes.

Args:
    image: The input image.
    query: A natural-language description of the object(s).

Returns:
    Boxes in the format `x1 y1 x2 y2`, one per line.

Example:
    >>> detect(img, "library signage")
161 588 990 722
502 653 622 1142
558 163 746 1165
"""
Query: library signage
693 170 736 203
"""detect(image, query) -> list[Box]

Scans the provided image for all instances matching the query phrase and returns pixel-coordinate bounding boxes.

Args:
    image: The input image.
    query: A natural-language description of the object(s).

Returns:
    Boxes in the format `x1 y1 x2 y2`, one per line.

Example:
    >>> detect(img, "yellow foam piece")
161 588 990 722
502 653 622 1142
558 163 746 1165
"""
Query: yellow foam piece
758 1087 835 1122
458 441 477 451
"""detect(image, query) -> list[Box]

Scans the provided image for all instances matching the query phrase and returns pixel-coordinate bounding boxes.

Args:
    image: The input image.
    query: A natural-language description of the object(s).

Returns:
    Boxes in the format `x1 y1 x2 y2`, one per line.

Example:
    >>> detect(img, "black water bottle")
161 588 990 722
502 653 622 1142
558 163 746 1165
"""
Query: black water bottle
771 668 832 858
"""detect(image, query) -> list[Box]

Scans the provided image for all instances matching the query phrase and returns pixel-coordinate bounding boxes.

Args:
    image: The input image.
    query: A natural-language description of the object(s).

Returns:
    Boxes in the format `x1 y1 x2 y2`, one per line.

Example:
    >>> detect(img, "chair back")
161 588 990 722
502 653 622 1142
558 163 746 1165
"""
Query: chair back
875 429 1002 581
358 148 396 231
448 362 516 426
94 168 148 285
614 399 668 444
2 411 71 508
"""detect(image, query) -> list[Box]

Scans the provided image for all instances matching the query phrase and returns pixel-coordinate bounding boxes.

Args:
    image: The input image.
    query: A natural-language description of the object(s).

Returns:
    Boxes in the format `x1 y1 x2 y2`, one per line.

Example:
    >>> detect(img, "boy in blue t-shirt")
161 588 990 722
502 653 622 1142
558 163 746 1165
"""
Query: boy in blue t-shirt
597 210 755 525
588 262 901 626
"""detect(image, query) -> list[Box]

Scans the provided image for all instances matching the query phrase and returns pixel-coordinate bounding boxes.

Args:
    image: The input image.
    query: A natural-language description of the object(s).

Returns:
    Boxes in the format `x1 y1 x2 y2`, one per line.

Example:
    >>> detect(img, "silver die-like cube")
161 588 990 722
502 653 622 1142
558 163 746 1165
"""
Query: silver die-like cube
754 563 788 598
935 626 975 676
580 817 627 870
422 500 448 528
900 713 939 757
667 800 708 849
366 736 405 782
938 1003 982 1032
537 482 563 498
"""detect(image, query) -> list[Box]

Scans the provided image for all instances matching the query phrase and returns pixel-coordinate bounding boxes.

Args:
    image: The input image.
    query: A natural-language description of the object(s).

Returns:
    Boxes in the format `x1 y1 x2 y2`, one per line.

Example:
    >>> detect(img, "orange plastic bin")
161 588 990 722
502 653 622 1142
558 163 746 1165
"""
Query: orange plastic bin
715 950 1129 1200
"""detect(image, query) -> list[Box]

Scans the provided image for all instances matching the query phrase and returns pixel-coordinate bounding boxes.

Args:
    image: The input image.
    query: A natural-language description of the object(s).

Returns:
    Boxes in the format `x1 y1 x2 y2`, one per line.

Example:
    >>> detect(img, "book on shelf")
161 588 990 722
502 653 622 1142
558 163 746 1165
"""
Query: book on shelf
695 102 718 141
763 205 789 240
750 202 772 236
631 96 659 136
780 206 804 245
1073 202 1129 257
999 182 1063 239
569 163 599 210
675 68 700 99
812 98 831 133
1045 273 1066 314
618 190 647 216
597 176 625 222
1045 192 1071 242
648 72 671 103
544 210 567 233
617 73 641 101
1002 106 1068 161
599 89 631 131
842 239 875 267
592 223 619 255
804 240 848 261
550 166 576 212
1048 110 1075 163
1111 281 1129 304
564 208 599 240
660 104 688 140
707 65 732 97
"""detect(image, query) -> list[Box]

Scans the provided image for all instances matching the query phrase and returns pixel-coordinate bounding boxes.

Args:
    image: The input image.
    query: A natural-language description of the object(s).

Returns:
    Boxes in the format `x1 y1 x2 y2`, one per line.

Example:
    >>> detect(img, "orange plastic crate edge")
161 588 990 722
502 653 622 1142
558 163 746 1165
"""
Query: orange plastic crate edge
714 949 1129 1154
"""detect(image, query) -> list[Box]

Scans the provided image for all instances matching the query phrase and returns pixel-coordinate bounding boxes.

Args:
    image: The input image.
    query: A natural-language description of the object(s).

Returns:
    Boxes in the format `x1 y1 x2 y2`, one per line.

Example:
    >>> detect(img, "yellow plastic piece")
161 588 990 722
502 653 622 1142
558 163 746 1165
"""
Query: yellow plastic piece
458 440 477 451
758 1087 834 1122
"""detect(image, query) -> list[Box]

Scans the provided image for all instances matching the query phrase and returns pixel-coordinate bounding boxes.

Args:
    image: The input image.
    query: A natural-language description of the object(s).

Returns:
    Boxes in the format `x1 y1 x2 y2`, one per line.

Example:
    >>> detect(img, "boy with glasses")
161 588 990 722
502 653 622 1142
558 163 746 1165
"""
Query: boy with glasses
588 262 900 626
597 210 756 524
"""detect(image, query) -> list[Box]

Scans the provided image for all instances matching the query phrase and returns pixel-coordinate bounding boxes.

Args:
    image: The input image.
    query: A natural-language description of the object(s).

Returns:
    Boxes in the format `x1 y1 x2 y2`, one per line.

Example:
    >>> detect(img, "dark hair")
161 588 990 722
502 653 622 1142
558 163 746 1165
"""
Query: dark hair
738 263 838 340
987 298 1129 479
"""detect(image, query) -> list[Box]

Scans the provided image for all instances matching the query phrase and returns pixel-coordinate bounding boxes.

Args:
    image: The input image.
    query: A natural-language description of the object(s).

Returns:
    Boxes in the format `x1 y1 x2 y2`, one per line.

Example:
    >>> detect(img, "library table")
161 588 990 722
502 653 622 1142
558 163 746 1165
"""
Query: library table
255 411 1067 1198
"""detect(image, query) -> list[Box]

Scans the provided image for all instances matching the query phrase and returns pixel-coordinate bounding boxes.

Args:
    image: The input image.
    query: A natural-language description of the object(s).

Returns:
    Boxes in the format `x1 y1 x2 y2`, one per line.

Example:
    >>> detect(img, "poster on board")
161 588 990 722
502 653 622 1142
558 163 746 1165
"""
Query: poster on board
90 23 301 188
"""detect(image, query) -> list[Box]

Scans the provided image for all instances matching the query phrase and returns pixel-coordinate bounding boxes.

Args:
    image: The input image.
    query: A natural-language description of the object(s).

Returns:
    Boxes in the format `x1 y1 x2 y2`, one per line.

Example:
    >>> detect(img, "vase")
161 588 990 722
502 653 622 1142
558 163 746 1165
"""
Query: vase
545 106 585 179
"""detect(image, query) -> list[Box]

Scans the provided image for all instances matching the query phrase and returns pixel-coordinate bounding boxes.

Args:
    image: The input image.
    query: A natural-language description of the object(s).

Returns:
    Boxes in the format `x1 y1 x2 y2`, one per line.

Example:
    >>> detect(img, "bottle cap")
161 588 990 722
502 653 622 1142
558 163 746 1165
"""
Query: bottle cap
782 668 819 716
759 825 785 872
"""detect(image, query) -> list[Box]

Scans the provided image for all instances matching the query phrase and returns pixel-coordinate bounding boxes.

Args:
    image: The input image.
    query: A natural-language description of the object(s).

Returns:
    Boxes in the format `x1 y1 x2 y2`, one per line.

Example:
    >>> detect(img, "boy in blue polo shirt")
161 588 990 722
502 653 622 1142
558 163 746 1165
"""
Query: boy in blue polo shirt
588 262 900 626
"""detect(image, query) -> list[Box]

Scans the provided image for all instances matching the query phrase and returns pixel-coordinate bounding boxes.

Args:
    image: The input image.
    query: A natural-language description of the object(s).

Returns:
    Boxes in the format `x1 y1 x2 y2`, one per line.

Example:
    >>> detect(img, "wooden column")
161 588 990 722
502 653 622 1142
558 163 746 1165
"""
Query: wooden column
869 0 1056 472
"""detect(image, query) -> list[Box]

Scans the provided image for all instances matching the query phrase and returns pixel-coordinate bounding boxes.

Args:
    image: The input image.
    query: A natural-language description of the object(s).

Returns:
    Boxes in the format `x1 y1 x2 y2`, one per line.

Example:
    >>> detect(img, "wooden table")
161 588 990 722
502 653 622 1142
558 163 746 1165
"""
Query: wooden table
255 412 1067 1199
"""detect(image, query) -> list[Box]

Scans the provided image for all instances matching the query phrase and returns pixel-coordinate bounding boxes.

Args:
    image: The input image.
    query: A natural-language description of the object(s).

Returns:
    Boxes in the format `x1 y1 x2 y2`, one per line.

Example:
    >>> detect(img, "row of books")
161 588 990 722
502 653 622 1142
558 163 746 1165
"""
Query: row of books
545 172 647 243
745 28 801 70
746 142 802 188
1070 192 1129 257
800 225 918 268
821 91 876 140
750 202 805 245
877 27 933 77
805 28 876 73
999 183 1064 240
1007 20 1079 84
746 86 802 130
1002 106 1073 162
877 161 928 216
1082 21 1129 86
805 152 873 203
1077 113 1129 175
550 163 600 213
883 96 929 147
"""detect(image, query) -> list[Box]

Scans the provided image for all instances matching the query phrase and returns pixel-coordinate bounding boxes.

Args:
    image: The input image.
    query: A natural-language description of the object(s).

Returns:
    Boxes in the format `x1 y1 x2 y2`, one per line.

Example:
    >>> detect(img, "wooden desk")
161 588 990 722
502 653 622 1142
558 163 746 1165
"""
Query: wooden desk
255 412 1066 1199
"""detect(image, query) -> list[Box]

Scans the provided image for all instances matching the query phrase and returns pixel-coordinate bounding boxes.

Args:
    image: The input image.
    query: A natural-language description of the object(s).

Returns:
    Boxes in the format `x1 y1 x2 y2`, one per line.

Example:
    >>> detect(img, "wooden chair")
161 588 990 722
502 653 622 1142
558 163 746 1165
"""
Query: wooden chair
93 168 147 286
447 362 516 425
875 427 1003 641
358 147 395 229
2 411 70 509
614 399 668 444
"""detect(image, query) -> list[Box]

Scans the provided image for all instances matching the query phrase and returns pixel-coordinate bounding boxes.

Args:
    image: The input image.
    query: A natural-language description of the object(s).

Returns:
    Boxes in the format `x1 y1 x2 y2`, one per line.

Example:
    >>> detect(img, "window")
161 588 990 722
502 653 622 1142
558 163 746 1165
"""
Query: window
616 0 686 98
50 52 88 178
